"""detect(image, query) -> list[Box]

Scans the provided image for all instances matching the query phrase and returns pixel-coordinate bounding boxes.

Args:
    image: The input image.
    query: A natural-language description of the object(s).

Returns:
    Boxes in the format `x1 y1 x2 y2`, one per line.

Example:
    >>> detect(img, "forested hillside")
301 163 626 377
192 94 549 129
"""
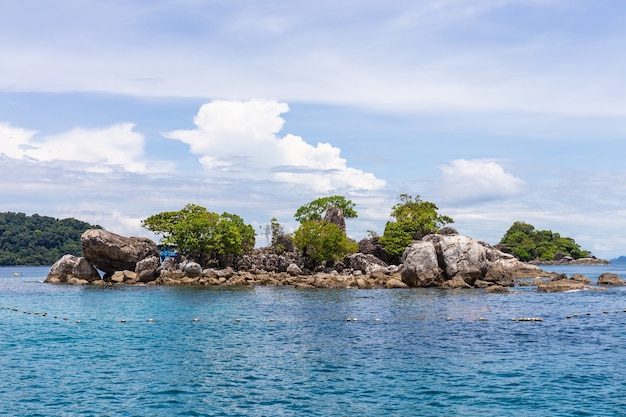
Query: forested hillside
498 221 591 261
0 212 101 265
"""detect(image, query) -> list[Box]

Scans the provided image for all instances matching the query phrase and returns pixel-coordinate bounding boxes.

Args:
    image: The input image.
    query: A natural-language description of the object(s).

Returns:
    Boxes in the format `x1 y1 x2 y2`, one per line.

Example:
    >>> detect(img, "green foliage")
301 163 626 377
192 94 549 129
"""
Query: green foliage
294 195 357 223
498 221 591 261
141 204 255 265
0 212 101 265
262 217 287 254
379 194 454 257
293 221 358 262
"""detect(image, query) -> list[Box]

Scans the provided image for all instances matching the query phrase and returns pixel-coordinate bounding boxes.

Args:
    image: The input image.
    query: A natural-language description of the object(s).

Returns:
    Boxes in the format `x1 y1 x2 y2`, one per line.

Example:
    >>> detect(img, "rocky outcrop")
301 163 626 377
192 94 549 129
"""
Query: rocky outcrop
82 229 159 275
324 207 346 234
401 234 549 288
45 254 101 284
537 278 586 292
358 237 391 263
597 273 625 285
135 255 160 283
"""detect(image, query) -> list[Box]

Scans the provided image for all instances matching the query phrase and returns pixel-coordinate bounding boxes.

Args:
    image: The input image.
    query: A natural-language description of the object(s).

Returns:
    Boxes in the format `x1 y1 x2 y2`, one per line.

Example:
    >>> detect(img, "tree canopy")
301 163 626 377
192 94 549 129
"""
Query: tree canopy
141 204 255 266
379 194 454 258
498 221 591 261
293 220 358 262
294 195 357 223
0 212 101 266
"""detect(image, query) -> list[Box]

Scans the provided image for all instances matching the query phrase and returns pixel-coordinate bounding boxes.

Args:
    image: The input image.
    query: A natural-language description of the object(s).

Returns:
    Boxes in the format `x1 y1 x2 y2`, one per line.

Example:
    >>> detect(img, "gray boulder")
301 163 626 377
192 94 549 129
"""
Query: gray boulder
136 255 160 283
45 254 100 284
400 240 442 287
82 229 159 275
597 273 624 285
401 234 548 288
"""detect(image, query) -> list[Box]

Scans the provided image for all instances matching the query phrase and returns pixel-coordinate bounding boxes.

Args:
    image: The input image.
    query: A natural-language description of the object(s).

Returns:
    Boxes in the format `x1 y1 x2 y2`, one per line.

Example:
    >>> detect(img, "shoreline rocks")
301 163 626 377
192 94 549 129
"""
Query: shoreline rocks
44 229 621 293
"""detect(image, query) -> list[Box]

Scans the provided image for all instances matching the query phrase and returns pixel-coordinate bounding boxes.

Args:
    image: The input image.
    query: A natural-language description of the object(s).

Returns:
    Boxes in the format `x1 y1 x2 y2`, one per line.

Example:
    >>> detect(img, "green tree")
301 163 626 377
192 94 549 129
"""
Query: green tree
293 221 358 262
499 221 591 261
379 194 454 258
141 204 255 266
294 195 357 223
0 212 101 266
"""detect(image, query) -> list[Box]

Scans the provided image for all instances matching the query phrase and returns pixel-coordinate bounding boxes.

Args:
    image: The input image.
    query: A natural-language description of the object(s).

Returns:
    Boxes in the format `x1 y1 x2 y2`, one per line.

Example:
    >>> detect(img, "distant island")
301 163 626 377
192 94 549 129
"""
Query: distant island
611 256 626 263
0 212 101 266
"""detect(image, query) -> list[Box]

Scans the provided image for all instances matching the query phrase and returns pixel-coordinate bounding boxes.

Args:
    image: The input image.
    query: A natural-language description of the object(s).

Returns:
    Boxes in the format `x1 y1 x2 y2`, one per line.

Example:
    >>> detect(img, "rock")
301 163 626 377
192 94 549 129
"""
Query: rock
357 237 391 263
597 273 625 285
401 234 550 289
109 270 137 284
286 263 302 276
183 262 203 278
440 276 472 289
474 279 491 288
81 229 159 275
570 273 592 284
67 277 89 286
438 226 459 235
324 206 346 234
386 278 409 288
344 253 388 274
45 254 100 284
401 240 442 287
537 279 586 292
136 255 160 283
485 285 510 293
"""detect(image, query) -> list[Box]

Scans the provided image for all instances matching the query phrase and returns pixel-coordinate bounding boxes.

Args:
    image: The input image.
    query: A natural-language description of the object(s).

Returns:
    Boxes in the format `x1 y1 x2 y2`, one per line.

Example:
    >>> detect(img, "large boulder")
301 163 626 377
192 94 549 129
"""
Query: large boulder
45 254 101 284
401 240 442 287
344 253 388 274
357 237 391 263
401 234 548 288
81 229 159 275
135 255 160 283
597 273 625 285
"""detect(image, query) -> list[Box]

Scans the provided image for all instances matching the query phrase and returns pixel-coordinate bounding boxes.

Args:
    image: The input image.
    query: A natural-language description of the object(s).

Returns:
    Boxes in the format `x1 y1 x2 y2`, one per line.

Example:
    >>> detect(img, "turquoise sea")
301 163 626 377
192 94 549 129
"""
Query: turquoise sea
1 264 626 416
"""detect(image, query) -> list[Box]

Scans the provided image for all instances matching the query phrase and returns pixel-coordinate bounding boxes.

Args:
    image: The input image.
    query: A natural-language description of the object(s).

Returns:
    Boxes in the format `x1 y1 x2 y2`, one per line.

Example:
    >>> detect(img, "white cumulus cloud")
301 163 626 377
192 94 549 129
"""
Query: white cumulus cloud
437 159 525 203
165 99 386 192
0 122 147 173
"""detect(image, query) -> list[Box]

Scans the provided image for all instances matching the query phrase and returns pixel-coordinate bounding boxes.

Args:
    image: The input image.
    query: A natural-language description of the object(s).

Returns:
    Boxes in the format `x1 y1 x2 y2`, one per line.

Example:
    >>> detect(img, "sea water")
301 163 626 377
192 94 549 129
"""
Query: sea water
1 265 626 416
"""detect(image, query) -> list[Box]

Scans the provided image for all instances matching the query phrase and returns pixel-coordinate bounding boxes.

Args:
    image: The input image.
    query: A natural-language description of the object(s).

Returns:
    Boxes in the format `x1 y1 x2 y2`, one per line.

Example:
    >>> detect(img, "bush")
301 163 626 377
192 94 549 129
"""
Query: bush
142 204 255 266
499 221 591 261
293 221 358 262
379 194 453 258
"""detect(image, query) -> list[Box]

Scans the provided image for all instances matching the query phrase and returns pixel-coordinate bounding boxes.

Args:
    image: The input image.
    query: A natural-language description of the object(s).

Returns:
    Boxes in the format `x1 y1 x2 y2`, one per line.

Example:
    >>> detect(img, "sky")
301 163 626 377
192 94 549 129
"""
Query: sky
2 0 626 259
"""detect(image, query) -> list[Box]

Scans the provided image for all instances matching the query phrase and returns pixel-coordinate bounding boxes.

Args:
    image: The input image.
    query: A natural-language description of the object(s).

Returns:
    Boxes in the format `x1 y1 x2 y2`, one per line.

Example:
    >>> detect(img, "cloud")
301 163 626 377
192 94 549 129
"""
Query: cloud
165 99 386 192
0 122 38 158
0 122 147 173
436 159 525 203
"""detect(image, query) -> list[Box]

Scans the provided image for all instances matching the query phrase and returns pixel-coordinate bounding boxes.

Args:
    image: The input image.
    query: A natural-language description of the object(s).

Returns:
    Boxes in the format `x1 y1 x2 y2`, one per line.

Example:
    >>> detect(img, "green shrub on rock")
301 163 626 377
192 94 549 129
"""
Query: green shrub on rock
379 194 454 258
293 220 358 262
141 204 255 266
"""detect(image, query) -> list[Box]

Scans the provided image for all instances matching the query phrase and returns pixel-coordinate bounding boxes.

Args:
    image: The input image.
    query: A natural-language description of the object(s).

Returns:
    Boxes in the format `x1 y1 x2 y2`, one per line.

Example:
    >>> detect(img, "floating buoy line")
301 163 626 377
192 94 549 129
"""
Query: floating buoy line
2 305 626 325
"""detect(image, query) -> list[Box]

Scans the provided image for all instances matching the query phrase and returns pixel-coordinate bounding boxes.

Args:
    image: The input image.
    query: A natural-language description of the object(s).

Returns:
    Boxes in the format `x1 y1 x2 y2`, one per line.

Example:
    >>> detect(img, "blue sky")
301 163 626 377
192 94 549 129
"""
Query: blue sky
2 0 626 258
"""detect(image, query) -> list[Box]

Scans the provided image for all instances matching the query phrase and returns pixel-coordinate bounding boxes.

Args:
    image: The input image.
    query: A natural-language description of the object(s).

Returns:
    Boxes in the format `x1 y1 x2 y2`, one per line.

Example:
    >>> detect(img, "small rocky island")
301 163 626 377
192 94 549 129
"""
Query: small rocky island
45 228 620 293
45 199 621 293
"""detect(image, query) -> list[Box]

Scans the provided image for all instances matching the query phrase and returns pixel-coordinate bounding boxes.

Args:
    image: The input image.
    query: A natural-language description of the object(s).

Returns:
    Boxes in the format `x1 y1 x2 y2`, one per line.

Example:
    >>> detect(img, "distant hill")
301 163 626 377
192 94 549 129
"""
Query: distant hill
0 212 101 266
497 221 591 262
610 256 626 263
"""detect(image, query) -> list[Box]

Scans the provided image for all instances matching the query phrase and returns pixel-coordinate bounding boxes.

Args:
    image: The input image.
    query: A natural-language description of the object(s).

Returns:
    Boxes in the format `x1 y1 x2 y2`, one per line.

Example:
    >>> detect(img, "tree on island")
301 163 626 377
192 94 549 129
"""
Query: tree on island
0 212 101 266
294 195 357 223
379 194 454 258
498 221 591 261
141 204 255 267
292 196 358 263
